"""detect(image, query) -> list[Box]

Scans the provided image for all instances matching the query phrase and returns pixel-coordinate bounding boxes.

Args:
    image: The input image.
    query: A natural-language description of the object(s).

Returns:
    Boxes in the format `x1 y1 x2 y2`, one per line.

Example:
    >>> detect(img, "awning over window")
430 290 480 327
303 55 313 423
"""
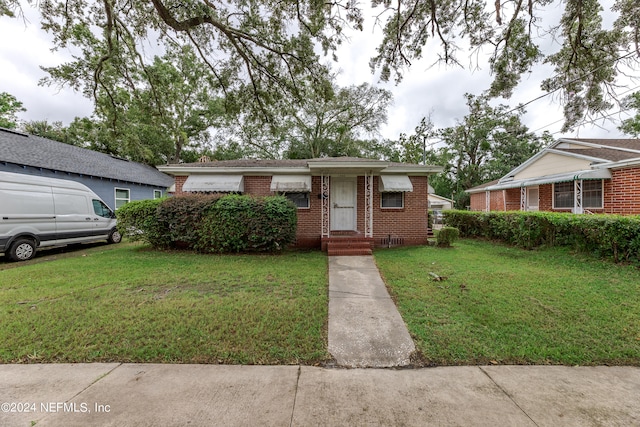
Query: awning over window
270 175 312 192
379 175 413 192
182 175 244 192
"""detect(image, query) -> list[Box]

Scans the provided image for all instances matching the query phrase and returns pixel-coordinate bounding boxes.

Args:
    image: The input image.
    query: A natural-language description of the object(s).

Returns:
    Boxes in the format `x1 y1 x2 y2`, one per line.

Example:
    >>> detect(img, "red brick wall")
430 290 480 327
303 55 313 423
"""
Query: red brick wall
294 176 322 248
243 176 271 196
504 188 520 211
606 168 640 214
174 176 187 194
469 192 486 211
470 189 514 212
371 176 430 246
490 190 505 211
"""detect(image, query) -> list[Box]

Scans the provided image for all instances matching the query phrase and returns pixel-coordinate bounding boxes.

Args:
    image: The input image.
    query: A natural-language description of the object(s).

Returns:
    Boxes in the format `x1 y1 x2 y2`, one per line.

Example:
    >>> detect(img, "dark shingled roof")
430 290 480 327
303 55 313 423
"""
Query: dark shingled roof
557 147 640 162
556 139 640 162
172 157 423 168
175 158 310 168
0 128 173 187
568 138 640 150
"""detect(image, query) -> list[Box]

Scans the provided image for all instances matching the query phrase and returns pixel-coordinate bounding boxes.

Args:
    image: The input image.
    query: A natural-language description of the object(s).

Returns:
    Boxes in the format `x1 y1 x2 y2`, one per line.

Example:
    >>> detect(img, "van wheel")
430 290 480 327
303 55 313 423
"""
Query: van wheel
108 229 122 244
9 238 37 262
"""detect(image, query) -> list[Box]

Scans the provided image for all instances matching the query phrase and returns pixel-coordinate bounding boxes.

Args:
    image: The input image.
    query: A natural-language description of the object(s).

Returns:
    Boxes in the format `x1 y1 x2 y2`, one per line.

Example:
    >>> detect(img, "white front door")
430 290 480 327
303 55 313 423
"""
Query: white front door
331 178 356 230
527 187 539 211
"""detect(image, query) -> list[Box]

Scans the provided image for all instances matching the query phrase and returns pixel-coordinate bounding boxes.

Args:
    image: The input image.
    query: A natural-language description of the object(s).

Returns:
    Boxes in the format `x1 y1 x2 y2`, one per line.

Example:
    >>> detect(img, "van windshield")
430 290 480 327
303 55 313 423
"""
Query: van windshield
93 200 114 218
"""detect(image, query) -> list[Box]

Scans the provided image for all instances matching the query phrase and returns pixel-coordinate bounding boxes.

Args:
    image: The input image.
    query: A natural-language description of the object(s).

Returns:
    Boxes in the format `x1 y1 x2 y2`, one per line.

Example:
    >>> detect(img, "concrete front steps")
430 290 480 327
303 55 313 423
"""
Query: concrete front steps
323 233 374 256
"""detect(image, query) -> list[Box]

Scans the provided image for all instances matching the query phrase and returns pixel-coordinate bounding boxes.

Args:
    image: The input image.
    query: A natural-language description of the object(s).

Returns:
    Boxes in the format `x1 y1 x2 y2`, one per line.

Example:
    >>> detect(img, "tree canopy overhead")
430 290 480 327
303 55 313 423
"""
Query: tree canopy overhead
1 0 639 133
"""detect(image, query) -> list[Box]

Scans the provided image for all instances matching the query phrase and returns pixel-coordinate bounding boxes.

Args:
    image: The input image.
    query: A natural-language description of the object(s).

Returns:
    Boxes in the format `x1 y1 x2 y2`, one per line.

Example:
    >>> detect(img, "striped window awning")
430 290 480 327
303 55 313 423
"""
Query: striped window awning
270 175 312 192
182 175 244 192
379 175 413 192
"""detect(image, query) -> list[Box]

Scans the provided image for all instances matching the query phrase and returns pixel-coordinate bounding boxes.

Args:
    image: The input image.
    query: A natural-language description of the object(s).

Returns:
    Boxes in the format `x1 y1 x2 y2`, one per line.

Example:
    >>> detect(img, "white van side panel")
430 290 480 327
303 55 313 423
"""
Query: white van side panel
52 188 97 241
0 181 57 246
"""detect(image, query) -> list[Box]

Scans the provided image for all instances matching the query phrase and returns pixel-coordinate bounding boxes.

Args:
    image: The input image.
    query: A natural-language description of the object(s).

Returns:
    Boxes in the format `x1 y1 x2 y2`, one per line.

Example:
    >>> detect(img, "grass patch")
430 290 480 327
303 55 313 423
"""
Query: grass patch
375 239 640 366
0 242 329 364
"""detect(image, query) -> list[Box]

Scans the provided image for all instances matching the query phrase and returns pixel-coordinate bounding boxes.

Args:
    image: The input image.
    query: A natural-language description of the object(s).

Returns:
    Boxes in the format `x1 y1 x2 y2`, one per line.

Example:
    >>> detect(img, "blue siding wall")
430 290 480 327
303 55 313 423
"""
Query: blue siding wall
0 163 167 210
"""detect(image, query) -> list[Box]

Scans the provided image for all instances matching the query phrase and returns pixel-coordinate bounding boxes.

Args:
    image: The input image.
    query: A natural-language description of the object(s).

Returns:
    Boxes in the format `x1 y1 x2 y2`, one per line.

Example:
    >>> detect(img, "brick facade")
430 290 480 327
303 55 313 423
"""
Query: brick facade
173 174 431 249
469 192 486 211
370 176 429 246
470 166 640 215
606 168 640 214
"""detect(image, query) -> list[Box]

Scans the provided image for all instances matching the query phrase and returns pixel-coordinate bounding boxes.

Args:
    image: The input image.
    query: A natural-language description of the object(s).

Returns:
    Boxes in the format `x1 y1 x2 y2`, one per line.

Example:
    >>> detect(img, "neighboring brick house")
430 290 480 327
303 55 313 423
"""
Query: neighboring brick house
0 127 173 210
467 138 640 215
158 158 442 254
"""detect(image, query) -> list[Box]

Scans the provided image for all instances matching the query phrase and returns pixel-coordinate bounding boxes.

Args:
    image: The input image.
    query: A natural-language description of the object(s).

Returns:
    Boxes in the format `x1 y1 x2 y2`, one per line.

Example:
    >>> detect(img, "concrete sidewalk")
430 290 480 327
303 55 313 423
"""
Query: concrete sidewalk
2 363 639 426
328 256 415 367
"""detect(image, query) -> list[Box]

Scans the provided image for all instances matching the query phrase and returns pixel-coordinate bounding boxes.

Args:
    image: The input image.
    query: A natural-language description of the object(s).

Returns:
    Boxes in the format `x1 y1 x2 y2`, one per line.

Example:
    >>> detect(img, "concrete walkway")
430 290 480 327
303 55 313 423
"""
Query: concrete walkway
328 255 415 367
2 363 639 426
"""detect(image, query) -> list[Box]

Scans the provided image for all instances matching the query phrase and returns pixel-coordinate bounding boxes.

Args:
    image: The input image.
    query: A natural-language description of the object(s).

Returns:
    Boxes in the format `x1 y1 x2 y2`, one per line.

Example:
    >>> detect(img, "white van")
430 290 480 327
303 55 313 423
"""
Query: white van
0 171 121 261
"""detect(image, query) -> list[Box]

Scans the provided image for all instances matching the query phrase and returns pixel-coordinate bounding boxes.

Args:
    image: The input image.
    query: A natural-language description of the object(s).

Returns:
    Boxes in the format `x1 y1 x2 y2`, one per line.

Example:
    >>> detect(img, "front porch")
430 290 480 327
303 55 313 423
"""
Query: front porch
321 231 374 256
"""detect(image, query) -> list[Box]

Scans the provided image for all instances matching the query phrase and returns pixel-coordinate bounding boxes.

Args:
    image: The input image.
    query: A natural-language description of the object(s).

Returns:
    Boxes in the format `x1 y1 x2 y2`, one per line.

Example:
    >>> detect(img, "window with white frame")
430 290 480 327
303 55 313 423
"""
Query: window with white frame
553 182 574 209
115 188 130 209
283 192 309 208
381 192 404 208
154 189 163 199
582 180 603 208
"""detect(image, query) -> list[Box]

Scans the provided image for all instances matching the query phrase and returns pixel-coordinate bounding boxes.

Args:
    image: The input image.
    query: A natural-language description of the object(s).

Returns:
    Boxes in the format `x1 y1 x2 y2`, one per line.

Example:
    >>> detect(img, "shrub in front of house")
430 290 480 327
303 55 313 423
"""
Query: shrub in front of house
436 227 459 247
116 194 297 253
445 210 640 263
195 194 297 253
157 194 220 248
115 198 168 247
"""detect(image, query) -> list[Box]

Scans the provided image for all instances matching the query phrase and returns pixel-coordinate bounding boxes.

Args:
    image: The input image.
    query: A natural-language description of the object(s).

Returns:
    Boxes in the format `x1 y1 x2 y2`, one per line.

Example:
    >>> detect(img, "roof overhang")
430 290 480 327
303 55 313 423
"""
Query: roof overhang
379 175 413 192
182 175 244 192
592 157 640 170
270 175 312 192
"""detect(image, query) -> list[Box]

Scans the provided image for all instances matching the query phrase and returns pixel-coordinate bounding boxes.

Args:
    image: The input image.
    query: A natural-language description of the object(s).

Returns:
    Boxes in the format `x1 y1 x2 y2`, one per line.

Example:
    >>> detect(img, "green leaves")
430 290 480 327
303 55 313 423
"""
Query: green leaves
445 210 640 263
117 194 298 253
0 92 25 129
619 92 640 137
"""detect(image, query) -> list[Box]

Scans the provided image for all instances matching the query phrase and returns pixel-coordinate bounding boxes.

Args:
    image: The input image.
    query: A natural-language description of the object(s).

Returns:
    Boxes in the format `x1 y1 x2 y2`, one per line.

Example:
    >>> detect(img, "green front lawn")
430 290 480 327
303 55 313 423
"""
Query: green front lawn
374 239 640 366
2 239 639 366
0 243 329 364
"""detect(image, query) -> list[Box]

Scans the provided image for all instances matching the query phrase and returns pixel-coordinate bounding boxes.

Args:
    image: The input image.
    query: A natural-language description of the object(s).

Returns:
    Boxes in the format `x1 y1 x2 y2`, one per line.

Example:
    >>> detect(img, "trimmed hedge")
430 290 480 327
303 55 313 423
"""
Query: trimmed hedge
116 194 298 253
444 210 640 263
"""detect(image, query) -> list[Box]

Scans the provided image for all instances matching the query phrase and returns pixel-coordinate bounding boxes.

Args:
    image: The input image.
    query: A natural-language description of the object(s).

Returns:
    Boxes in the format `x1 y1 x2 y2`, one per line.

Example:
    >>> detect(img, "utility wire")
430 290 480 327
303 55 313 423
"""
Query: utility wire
503 50 639 118
529 83 640 134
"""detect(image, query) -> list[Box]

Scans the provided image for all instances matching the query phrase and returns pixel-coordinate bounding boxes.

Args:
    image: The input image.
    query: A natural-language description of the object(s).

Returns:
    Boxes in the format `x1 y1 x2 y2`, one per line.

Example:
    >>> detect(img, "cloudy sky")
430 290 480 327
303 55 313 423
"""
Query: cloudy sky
0 2 635 144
